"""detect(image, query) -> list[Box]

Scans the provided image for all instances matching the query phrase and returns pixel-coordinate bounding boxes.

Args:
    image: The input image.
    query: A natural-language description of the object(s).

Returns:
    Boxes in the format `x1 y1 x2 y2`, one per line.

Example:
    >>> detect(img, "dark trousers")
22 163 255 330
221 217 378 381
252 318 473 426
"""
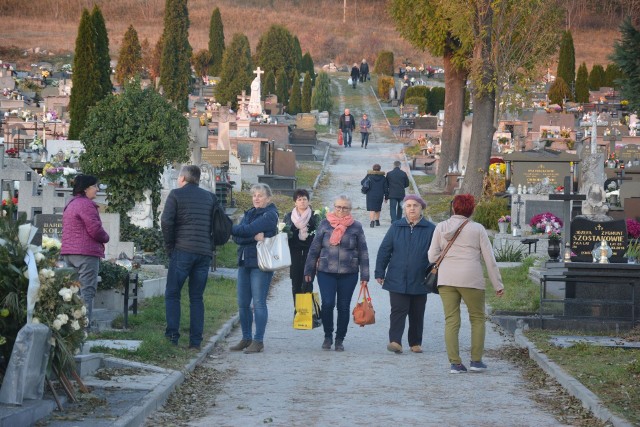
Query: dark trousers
389 198 403 222
388 292 427 346
290 246 310 305
360 132 369 147
342 130 353 147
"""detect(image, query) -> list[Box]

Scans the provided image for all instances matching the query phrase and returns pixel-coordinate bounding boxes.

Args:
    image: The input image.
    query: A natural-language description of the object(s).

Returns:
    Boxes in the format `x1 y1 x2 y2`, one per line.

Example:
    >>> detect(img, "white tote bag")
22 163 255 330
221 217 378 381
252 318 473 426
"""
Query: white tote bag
256 233 291 272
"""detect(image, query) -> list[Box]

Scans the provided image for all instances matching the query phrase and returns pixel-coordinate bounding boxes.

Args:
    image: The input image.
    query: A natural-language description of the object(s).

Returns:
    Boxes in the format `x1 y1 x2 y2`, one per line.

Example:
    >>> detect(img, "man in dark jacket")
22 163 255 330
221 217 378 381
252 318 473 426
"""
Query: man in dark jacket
161 165 217 349
339 108 356 147
360 59 369 82
386 161 410 223
350 63 360 89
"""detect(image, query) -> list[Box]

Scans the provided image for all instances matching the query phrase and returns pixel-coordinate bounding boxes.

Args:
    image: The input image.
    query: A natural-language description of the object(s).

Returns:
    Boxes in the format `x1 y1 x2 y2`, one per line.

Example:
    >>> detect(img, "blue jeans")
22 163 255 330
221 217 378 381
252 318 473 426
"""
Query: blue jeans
317 271 359 340
343 130 352 147
237 266 274 342
165 249 212 347
360 132 369 147
390 198 403 223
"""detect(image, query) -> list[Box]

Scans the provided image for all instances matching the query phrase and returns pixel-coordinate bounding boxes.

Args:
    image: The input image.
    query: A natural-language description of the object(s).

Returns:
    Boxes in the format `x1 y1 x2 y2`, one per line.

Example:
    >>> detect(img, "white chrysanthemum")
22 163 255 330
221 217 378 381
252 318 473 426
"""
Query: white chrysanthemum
32 317 40 324
56 313 69 324
42 236 62 250
24 270 30 279
58 288 73 302
49 337 56 346
52 319 63 330
35 252 46 263
81 306 87 315
70 285 80 294
278 222 286 232
71 320 80 331
73 309 83 319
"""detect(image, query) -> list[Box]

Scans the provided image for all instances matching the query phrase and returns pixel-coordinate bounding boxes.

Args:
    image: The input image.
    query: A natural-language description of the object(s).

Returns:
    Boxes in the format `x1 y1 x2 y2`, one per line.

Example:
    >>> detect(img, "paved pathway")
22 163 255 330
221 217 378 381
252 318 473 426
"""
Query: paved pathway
186 77 568 427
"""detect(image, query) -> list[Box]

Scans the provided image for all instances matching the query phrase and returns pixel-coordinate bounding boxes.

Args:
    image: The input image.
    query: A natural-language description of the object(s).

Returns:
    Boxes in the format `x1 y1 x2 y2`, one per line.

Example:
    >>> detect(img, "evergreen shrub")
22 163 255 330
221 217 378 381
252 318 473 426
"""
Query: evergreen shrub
472 197 510 230
377 76 395 100
374 51 394 76
405 96 427 114
406 86 429 98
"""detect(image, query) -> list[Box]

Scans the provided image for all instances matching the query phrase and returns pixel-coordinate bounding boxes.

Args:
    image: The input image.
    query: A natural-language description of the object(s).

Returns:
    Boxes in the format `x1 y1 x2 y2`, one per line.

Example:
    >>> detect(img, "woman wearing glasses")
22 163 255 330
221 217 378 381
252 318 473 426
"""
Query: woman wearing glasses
60 175 110 329
304 195 369 352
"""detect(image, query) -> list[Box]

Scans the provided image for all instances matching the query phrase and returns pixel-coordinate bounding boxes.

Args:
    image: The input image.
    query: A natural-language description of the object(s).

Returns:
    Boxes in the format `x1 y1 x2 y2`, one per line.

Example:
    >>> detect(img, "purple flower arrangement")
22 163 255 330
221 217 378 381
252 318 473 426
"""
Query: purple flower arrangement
529 212 563 234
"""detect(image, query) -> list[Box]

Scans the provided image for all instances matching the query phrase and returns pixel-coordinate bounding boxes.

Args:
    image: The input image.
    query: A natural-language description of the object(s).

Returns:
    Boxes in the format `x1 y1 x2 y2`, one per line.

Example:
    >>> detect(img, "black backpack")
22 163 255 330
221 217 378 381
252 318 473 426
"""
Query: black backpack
211 198 233 246
361 176 371 194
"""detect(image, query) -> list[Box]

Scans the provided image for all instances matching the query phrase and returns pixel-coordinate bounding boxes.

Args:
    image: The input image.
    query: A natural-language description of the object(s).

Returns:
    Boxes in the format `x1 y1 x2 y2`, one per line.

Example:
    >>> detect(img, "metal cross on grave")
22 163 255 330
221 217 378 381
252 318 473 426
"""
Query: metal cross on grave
548 176 586 244
512 195 524 233
254 67 264 79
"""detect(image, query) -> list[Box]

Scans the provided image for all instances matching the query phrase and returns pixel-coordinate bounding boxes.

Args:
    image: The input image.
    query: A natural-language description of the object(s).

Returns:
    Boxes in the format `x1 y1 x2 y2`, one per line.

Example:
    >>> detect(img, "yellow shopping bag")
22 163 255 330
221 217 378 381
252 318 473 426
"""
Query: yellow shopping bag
293 292 322 330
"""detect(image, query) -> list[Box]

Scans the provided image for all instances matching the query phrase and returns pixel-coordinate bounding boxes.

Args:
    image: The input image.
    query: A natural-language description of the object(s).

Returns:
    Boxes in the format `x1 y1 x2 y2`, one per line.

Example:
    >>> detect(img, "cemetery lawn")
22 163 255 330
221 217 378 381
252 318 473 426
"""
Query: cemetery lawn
295 161 323 189
524 329 640 425
486 256 540 312
88 277 237 370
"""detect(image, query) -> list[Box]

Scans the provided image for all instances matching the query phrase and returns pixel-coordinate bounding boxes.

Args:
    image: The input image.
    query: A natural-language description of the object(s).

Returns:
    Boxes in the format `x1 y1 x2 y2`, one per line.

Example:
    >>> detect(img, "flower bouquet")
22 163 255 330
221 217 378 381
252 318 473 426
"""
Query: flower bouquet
498 215 511 223
30 136 45 152
547 229 561 242
310 206 329 236
530 212 563 234
627 218 640 239
5 147 19 158
43 163 65 184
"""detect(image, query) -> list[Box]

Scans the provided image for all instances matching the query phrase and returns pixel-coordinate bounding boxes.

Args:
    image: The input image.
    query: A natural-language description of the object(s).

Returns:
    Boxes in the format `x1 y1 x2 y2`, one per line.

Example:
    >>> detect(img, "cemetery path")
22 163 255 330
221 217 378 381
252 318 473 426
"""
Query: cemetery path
176 81 569 427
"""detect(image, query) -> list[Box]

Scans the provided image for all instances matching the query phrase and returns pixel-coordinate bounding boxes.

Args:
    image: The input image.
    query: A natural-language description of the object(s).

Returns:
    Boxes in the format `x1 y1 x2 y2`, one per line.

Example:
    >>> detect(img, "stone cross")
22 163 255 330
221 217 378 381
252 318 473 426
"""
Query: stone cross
237 90 251 120
248 67 264 117
548 176 586 244
254 67 264 79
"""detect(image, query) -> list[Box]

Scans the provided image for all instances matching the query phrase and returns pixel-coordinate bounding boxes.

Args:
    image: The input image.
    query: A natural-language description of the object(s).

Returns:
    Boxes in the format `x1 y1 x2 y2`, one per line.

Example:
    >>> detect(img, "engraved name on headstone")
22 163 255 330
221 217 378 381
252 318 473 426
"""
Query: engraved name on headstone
570 217 627 262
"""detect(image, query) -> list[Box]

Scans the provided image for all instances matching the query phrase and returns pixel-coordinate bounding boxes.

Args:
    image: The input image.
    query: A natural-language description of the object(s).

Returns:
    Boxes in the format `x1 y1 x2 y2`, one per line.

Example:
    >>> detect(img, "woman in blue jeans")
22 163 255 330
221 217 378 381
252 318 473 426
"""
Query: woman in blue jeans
230 183 279 354
304 195 369 351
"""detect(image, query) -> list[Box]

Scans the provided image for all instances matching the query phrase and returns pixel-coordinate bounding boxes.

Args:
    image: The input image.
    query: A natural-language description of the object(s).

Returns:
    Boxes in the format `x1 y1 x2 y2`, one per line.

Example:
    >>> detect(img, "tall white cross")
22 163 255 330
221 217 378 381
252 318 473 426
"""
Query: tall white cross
254 67 264 79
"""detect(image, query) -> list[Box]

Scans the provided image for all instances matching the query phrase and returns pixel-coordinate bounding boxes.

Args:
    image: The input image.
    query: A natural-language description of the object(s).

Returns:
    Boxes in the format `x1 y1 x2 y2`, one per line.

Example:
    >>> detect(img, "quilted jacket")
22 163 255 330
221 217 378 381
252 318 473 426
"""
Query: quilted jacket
60 195 110 258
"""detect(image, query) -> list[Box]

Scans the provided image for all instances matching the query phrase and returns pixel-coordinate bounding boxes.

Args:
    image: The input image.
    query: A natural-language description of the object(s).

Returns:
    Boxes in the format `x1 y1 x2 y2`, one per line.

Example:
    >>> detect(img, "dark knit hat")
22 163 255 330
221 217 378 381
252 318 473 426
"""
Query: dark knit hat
72 174 98 196
403 194 426 209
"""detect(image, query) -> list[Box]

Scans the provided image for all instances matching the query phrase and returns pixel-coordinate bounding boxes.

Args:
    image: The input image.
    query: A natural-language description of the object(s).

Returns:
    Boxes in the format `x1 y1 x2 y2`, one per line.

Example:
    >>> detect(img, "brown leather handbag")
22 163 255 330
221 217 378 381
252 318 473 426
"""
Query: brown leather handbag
352 283 375 326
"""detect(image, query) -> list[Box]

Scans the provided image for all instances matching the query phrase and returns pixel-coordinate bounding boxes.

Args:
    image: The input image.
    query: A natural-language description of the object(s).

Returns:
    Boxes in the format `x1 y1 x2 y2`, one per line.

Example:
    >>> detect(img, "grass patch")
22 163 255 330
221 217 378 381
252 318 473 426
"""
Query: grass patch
412 174 435 187
423 194 453 223
214 241 238 268
486 256 540 312
525 329 640 425
295 161 323 189
315 124 330 134
89 277 237 370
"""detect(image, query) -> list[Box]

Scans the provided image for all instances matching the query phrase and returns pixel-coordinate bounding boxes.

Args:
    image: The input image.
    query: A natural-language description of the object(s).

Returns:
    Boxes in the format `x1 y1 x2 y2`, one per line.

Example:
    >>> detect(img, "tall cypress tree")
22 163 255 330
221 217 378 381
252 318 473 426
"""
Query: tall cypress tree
256 25 298 82
160 0 192 111
262 70 275 98
115 25 143 85
216 33 252 109
150 35 164 84
293 36 303 71
301 72 312 113
610 19 640 110
68 9 101 140
604 63 624 88
288 71 301 114
589 64 606 90
91 5 112 98
208 7 225 77
575 62 590 103
556 31 575 100
300 52 315 85
276 69 288 107
311 71 332 113
548 76 571 106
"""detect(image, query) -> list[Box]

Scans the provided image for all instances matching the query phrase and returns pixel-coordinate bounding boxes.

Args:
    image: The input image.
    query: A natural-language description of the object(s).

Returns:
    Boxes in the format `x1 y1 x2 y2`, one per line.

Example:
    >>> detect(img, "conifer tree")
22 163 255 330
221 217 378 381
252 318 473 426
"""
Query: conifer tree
611 19 640 110
256 25 298 82
150 36 164 83
288 71 301 114
293 36 303 71
301 72 312 113
115 25 143 85
604 63 624 88
588 64 606 90
208 7 225 77
556 31 575 101
262 70 276 98
68 9 101 140
548 76 571 106
311 71 332 113
216 33 252 109
301 52 315 85
160 0 192 111
140 38 151 79
276 69 288 107
91 6 112 98
575 62 590 103
192 50 212 80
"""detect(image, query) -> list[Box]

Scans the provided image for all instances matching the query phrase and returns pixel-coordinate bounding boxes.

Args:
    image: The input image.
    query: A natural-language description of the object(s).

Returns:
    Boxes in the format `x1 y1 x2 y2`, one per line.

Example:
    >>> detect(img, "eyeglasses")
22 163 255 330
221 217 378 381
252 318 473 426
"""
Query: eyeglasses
334 205 351 211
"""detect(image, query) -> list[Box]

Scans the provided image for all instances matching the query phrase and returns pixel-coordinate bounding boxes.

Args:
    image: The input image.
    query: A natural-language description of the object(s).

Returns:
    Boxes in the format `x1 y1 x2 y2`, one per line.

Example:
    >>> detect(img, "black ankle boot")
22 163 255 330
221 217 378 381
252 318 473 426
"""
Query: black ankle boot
370 221 375 228
375 220 380 226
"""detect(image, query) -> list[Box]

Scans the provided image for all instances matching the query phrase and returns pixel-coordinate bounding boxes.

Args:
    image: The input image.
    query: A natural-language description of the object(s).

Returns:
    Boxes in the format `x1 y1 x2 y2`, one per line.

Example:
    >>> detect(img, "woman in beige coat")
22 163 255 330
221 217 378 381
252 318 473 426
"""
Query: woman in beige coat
428 194 504 374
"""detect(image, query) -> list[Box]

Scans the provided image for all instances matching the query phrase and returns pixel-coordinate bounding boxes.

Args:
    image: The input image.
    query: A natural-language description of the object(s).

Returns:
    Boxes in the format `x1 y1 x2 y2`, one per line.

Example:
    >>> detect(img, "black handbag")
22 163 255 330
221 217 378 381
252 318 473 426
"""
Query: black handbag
425 220 469 293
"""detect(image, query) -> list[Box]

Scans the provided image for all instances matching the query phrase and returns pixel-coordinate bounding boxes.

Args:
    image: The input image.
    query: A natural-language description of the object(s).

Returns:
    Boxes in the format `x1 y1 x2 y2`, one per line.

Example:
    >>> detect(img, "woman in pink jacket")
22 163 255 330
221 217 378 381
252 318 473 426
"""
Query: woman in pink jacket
428 194 504 374
61 175 110 327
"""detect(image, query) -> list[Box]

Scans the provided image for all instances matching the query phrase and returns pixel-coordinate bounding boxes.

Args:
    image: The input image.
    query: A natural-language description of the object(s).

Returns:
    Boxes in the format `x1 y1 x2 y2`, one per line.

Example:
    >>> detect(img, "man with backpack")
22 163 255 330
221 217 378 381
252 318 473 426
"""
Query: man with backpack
161 165 229 350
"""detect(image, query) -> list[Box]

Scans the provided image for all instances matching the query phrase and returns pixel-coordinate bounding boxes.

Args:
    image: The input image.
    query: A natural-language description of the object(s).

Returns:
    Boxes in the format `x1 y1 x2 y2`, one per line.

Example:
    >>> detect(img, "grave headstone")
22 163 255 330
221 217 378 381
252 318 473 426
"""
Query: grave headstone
228 154 242 191
413 116 438 130
273 149 296 177
619 144 640 163
33 213 63 246
199 162 215 193
248 67 264 117
128 189 153 228
570 217 627 262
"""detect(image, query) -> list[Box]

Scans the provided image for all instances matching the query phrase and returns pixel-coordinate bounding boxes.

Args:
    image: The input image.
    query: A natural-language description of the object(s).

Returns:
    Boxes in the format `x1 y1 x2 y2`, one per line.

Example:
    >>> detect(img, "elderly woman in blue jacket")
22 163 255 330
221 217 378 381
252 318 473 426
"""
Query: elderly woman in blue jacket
304 194 369 352
229 183 279 354
375 194 435 354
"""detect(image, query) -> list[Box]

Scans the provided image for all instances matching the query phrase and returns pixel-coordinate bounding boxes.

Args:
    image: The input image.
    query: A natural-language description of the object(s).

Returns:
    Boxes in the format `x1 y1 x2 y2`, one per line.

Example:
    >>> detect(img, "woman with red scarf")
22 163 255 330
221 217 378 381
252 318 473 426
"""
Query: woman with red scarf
304 195 369 352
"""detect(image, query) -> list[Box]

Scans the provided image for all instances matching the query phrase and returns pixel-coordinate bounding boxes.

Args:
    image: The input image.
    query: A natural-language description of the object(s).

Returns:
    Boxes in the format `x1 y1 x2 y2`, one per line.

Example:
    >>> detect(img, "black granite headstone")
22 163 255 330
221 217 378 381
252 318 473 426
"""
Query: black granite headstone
33 214 63 246
570 217 627 262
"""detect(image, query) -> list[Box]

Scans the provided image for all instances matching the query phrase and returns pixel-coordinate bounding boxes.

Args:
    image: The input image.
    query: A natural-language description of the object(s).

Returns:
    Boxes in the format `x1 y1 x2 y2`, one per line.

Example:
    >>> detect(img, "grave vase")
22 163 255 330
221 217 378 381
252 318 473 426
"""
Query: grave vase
547 240 561 262
498 222 508 234
628 257 637 265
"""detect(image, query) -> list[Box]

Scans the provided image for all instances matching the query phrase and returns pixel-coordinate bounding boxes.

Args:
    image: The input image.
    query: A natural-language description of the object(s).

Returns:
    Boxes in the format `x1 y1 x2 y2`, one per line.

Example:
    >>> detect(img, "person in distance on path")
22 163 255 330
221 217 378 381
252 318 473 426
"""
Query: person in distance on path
375 195 435 354
361 164 388 228
304 195 369 352
339 108 356 147
386 161 410 223
359 113 372 148
350 63 360 89
428 194 505 374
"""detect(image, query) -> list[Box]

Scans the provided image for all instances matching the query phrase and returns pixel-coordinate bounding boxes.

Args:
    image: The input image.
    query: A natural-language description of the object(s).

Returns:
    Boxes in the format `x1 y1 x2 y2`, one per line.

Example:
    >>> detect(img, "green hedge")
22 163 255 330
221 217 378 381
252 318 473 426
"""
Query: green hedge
377 76 395 100
374 51 394 76
472 197 510 230
405 96 427 114
406 86 429 99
